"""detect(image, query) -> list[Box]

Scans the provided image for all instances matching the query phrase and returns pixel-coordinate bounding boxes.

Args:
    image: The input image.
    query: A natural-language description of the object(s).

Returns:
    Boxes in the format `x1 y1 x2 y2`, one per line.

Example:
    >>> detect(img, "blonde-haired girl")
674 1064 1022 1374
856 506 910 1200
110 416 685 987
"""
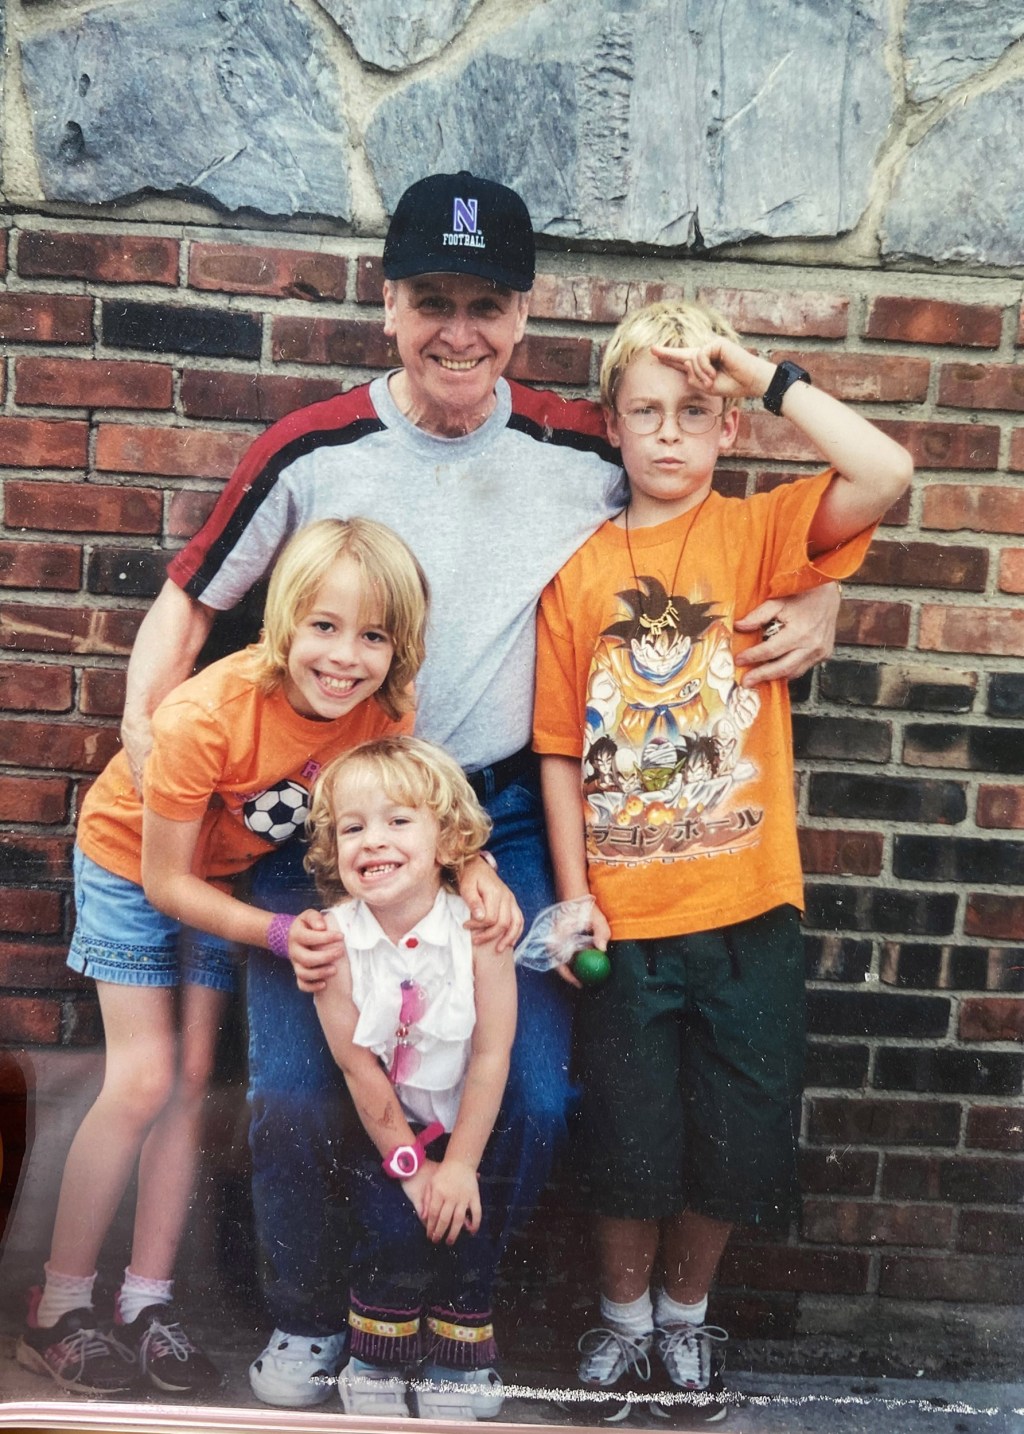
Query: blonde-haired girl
19 519 428 1397
303 736 516 1421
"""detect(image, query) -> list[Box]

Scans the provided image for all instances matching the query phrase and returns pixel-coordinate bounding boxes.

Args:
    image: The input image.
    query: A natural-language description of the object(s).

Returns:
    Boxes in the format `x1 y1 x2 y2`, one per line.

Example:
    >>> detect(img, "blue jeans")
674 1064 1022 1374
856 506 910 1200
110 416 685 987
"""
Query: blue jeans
247 771 573 1334
347 1129 501 1370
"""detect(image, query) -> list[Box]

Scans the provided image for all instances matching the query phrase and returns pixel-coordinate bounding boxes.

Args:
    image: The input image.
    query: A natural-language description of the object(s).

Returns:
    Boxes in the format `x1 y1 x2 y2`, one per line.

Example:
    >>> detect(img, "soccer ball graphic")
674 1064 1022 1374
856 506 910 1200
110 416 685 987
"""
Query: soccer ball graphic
244 780 310 844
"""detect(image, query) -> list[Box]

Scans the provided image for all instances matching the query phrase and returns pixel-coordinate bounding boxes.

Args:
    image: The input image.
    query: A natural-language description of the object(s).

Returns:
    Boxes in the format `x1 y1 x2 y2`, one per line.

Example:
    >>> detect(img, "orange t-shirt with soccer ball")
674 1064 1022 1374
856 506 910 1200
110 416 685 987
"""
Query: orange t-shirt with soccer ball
77 646 411 888
533 470 874 942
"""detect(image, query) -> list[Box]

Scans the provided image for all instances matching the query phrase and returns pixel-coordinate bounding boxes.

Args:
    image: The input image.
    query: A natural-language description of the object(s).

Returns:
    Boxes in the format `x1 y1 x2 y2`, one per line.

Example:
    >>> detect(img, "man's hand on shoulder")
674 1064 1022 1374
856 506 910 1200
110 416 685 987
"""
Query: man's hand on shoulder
735 583 840 686
459 855 524 953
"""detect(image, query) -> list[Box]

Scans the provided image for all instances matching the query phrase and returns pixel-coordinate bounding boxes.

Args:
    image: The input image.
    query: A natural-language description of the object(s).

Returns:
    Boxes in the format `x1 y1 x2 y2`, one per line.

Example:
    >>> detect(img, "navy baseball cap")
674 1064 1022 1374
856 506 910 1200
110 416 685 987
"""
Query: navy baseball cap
383 170 535 291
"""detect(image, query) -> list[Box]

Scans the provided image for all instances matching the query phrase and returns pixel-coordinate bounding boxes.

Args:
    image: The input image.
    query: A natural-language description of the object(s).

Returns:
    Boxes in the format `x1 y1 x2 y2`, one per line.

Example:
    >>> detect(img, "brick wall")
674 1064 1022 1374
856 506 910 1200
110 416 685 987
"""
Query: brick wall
1 215 1021 1321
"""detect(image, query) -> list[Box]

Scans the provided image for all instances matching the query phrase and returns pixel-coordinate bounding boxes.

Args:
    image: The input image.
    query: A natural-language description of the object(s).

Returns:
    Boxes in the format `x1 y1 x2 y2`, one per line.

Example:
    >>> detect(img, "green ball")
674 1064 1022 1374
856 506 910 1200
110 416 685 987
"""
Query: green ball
571 947 611 986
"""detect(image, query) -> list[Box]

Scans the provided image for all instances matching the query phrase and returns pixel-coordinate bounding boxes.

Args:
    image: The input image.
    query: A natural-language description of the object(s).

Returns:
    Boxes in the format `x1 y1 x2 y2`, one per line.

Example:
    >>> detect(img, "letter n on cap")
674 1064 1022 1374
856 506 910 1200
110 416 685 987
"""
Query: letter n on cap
452 197 478 234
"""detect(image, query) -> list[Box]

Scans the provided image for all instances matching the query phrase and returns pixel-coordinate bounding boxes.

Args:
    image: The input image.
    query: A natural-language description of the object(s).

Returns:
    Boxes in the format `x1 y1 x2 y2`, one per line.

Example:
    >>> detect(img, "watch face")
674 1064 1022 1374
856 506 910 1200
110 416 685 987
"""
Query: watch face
764 361 810 415
387 1144 419 1178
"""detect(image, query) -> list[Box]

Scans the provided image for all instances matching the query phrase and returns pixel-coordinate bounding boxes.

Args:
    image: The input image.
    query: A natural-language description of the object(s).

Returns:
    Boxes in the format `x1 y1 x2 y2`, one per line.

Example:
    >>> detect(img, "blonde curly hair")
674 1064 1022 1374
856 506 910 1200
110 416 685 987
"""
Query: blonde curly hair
305 736 492 907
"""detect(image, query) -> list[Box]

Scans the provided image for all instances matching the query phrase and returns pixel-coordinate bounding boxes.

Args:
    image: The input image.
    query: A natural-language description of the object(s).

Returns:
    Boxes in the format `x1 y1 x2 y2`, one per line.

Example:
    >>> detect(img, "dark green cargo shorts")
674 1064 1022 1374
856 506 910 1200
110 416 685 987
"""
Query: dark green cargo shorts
575 904 805 1227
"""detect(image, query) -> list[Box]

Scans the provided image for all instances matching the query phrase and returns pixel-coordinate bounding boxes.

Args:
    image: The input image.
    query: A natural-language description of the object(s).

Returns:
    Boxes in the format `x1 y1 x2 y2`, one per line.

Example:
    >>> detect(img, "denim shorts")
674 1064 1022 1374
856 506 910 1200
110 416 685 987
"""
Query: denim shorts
575 905 805 1228
66 846 237 992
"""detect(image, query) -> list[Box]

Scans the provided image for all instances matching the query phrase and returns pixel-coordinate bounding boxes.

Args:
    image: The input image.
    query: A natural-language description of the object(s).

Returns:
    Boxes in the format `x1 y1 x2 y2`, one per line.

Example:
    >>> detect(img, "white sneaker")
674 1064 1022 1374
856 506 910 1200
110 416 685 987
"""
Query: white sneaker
414 1364 505 1421
650 1323 729 1425
338 1356 411 1417
574 1327 653 1423
248 1328 346 1407
653 1322 727 1390
578 1326 652 1388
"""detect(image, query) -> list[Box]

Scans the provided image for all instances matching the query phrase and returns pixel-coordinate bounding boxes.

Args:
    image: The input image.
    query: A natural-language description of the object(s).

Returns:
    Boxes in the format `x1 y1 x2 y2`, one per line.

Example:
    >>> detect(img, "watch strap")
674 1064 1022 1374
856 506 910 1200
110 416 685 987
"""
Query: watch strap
418 1120 445 1149
382 1120 446 1180
762 360 811 416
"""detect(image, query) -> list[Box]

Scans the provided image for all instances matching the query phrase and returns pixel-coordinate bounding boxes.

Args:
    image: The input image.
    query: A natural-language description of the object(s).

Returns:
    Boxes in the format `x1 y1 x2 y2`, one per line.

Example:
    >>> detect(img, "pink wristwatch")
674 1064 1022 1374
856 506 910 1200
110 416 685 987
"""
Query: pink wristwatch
382 1121 445 1180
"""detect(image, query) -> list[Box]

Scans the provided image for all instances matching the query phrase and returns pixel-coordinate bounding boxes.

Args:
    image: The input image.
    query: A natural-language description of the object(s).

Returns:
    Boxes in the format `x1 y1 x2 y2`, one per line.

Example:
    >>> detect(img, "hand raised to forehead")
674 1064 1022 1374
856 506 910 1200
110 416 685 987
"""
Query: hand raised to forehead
652 337 774 402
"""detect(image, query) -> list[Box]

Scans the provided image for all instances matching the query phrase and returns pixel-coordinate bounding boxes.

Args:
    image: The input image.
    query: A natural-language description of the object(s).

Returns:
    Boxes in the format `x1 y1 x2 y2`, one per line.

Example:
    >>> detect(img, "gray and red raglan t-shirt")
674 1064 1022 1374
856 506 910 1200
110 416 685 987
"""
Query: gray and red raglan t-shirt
168 374 626 771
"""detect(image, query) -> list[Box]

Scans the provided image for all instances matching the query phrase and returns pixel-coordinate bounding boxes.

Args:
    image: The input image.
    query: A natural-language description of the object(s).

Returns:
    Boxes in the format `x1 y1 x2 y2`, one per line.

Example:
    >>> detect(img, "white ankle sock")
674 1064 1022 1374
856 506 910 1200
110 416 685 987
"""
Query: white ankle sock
35 1264 97 1329
654 1289 708 1328
117 1267 174 1325
600 1289 654 1337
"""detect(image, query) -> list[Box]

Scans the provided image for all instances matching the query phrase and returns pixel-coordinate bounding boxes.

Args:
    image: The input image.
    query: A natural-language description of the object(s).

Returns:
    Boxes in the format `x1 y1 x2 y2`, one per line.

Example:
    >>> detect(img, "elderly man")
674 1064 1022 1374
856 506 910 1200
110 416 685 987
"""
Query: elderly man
121 171 837 1408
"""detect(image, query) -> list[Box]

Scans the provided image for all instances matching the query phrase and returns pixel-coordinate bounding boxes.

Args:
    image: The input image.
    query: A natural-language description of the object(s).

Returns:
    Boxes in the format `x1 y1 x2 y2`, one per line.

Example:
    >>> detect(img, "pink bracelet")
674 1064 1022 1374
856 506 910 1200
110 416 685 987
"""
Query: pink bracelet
266 912 295 960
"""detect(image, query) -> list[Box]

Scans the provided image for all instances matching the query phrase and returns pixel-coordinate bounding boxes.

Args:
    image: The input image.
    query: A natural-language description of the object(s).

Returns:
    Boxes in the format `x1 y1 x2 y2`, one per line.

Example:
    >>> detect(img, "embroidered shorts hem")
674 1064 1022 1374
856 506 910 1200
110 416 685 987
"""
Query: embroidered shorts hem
68 846 237 992
66 936 236 991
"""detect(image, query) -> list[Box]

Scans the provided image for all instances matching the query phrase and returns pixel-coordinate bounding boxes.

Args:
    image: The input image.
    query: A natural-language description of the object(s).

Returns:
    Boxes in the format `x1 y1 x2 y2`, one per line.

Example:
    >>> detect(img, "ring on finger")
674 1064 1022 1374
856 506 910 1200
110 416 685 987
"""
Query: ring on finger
762 617 785 639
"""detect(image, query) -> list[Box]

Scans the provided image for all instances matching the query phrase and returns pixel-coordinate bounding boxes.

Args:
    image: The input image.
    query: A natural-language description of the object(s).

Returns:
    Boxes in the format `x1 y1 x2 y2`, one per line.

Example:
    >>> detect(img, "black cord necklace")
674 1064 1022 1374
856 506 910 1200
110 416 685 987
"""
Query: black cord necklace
622 495 710 634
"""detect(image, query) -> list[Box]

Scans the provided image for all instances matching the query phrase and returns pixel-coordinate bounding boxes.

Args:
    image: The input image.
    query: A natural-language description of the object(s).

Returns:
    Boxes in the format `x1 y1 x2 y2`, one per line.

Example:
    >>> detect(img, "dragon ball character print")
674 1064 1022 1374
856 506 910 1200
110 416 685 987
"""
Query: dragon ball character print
583 574 763 864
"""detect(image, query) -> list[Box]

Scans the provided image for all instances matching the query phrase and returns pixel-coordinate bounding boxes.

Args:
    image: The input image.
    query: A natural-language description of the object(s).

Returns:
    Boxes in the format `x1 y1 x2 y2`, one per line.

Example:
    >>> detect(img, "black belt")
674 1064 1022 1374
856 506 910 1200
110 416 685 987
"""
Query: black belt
465 747 538 802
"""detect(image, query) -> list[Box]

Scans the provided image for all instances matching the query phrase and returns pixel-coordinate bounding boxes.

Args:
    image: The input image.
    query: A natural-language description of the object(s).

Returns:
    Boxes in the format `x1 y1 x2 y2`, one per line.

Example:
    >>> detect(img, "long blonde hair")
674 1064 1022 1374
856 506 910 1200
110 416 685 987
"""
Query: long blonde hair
252 518 429 720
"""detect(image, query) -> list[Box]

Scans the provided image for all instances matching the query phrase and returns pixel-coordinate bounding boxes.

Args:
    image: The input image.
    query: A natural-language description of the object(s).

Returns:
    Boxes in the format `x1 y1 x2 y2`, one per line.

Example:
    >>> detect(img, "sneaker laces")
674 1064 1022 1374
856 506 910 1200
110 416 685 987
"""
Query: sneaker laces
656 1323 728 1389
139 1316 195 1367
578 1326 652 1386
51 1325 134 1378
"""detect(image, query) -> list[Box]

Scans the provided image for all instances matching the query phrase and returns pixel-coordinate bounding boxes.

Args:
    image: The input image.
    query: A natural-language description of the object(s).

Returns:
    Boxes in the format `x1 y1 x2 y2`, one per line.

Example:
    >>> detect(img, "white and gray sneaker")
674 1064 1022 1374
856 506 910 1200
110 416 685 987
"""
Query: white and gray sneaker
248 1328 347 1407
338 1355 411 1417
650 1322 728 1424
574 1325 654 1424
414 1363 505 1420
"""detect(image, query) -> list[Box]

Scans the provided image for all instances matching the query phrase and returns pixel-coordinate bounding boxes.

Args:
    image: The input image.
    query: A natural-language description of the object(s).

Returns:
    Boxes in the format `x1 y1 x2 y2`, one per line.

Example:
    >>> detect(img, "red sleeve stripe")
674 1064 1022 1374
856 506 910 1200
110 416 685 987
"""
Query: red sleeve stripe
504 379 618 462
167 389 384 598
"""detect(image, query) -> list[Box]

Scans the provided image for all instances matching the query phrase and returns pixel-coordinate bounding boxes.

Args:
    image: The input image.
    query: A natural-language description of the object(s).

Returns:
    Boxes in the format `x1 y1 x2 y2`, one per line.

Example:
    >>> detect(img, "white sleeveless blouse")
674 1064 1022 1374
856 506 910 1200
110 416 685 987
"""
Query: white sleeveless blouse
329 889 476 1132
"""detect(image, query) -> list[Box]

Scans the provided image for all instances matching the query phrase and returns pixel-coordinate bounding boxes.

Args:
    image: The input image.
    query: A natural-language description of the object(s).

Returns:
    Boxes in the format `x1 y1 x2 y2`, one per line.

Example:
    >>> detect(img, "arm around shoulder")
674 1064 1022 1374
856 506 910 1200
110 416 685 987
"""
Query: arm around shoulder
141 807 275 949
122 581 216 789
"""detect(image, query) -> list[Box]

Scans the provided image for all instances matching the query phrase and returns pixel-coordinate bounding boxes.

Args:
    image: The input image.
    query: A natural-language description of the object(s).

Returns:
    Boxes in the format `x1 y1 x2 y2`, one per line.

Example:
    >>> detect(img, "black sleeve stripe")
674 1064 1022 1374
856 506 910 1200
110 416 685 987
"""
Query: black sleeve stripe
505 410 621 465
184 416 387 599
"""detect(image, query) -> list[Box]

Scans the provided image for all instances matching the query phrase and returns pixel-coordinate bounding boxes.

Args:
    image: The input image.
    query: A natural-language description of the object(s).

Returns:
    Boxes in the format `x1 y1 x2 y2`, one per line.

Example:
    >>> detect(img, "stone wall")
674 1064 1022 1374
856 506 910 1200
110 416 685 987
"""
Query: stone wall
0 0 1021 1345
5 0 1024 266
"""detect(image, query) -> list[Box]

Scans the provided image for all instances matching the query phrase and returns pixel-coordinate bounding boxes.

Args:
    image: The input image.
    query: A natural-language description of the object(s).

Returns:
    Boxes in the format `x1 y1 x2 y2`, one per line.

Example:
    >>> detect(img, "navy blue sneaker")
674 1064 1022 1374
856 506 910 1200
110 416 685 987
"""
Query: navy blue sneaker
119 1303 221 1394
17 1288 136 1395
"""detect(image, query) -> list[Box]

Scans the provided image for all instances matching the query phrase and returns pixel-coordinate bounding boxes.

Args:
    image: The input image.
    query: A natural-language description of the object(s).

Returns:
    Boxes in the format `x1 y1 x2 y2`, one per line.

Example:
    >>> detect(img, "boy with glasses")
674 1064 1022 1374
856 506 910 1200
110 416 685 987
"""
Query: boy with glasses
533 300 912 1422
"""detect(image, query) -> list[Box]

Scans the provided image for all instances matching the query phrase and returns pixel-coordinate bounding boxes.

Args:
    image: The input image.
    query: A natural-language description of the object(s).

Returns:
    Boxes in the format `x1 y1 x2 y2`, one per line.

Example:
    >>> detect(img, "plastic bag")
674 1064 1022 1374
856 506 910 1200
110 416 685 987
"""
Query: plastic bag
514 897 610 984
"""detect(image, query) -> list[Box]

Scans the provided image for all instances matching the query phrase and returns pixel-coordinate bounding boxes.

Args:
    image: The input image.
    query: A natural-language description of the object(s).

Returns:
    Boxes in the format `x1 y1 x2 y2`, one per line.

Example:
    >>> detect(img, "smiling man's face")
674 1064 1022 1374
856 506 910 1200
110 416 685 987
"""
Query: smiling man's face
383 273 529 437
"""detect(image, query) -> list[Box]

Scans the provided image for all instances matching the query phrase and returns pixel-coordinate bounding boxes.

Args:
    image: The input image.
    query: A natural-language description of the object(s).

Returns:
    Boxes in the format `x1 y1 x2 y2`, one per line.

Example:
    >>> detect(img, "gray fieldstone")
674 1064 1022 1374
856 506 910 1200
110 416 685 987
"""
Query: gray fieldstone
882 78 1024 266
903 0 1024 102
20 0 350 217
366 0 894 249
315 0 482 71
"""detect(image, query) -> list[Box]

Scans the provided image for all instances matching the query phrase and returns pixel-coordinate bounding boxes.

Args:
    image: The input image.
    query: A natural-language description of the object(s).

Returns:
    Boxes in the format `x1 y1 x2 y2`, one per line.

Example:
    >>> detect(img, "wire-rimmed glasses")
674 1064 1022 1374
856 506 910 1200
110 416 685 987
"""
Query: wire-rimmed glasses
617 403 723 436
